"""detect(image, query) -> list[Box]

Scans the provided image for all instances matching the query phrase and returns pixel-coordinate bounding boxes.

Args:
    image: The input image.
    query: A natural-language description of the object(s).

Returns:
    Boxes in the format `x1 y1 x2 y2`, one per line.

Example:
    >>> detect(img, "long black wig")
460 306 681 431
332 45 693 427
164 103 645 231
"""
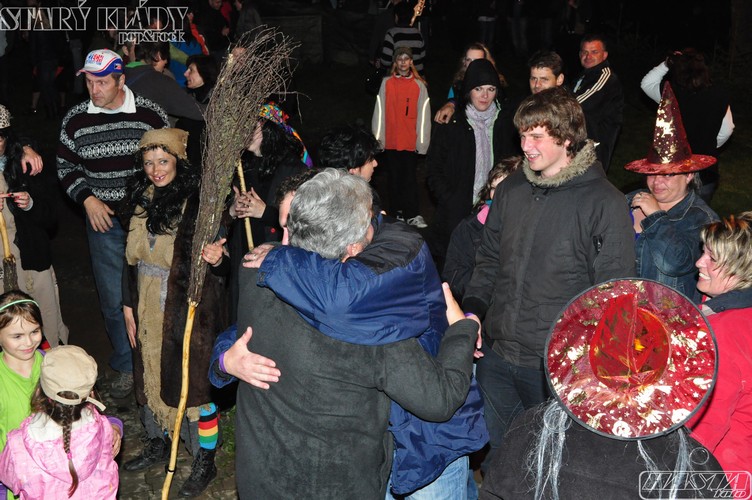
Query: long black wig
121 145 200 235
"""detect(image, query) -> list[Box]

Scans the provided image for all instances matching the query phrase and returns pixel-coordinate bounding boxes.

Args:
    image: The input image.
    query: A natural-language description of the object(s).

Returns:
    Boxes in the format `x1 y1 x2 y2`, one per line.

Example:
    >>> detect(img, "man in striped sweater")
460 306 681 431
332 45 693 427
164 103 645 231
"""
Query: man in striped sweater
57 49 169 398
571 34 623 172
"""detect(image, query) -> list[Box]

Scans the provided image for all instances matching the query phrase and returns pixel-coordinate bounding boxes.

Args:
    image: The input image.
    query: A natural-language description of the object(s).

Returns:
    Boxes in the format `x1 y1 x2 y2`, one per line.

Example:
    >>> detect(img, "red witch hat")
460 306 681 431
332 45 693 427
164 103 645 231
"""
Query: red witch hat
625 83 716 174
546 279 717 440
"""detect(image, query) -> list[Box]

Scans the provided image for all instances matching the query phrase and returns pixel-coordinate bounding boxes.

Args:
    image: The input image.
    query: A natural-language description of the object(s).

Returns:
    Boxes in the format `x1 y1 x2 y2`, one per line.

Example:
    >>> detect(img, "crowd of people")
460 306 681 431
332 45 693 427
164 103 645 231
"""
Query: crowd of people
0 1 747 499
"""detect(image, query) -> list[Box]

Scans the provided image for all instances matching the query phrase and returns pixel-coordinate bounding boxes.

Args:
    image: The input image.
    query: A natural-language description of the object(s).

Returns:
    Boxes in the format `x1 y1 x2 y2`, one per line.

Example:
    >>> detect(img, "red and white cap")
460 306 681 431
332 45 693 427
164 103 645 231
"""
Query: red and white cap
77 49 123 77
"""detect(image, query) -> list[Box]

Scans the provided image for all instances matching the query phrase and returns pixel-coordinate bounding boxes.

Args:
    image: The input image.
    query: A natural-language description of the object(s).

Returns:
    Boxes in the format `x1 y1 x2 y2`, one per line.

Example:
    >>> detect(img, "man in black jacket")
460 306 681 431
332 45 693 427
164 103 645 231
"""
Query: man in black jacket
571 34 623 172
462 87 635 471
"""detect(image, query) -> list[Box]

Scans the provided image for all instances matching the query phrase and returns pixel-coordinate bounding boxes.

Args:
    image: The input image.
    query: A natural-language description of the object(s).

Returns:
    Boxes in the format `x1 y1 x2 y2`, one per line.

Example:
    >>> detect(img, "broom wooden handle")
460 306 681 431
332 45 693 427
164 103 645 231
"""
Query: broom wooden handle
162 302 197 500
0 212 12 260
236 160 255 251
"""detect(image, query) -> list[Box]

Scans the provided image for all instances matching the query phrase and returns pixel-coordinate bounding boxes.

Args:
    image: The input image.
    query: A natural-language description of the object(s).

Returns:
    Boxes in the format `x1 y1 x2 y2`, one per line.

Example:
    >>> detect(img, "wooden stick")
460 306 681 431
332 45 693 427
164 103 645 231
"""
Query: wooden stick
0 212 12 260
162 301 197 500
236 159 255 251
0 211 18 291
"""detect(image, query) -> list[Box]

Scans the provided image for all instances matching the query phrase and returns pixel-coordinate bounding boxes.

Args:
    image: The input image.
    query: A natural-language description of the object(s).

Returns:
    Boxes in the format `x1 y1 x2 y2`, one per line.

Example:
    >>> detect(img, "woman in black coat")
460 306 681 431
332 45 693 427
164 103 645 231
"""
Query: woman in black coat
221 103 308 321
426 59 518 266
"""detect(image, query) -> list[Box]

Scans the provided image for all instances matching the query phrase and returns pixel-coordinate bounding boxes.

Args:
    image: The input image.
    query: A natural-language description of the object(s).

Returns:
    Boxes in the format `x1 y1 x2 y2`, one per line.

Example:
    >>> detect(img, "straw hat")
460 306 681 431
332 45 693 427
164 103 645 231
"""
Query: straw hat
139 128 189 160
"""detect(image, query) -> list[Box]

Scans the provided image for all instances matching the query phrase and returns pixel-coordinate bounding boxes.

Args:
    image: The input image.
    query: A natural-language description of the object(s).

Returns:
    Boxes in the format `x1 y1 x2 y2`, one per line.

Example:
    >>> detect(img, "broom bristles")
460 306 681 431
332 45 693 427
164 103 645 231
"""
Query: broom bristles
188 27 299 301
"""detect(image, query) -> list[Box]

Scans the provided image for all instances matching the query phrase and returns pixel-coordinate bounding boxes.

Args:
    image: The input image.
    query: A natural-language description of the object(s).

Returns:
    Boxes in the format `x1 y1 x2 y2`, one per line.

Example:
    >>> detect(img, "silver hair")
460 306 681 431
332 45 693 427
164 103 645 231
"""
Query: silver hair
527 401 570 500
287 168 372 260
527 401 699 500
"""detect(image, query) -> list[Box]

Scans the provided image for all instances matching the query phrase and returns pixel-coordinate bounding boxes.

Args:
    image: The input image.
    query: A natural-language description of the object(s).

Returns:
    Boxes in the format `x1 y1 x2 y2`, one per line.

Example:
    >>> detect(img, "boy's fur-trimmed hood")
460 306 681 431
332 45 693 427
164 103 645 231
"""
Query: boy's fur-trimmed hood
523 140 598 188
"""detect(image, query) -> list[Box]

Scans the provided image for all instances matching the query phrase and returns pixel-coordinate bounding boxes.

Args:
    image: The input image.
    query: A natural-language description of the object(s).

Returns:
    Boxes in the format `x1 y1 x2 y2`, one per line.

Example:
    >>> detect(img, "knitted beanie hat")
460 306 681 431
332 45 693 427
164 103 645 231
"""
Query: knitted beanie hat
462 59 501 97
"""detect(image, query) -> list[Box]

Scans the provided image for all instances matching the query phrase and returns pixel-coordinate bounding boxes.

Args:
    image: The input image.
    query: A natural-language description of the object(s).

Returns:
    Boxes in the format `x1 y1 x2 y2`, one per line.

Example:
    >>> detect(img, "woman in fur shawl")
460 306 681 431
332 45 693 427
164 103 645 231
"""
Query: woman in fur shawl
120 128 227 498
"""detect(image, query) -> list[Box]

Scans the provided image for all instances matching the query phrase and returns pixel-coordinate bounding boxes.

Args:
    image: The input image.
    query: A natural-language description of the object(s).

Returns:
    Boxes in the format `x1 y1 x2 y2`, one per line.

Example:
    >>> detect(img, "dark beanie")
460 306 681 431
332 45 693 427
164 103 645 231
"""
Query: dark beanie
461 59 501 97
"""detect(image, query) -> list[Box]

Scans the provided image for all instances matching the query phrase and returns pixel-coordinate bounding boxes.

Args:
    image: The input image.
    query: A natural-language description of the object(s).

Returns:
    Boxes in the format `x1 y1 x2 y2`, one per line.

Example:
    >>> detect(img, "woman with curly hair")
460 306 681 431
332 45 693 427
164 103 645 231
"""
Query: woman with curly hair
442 156 520 300
223 102 308 321
120 128 227 497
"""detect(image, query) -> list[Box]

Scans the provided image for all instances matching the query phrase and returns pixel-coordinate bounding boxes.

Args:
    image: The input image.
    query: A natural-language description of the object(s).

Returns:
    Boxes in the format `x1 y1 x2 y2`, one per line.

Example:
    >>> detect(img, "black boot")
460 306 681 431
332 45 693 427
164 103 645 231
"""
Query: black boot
123 437 169 472
178 448 217 497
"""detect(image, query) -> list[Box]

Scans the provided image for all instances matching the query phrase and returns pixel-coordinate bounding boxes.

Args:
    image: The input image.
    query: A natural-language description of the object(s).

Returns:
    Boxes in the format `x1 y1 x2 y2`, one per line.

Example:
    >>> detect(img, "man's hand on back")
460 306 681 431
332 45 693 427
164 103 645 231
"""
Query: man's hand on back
223 326 281 389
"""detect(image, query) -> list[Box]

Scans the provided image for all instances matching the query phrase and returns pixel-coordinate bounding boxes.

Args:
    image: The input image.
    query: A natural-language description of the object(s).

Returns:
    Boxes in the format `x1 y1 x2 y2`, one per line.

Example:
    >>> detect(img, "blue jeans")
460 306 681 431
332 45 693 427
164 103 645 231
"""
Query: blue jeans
475 344 549 472
386 455 469 500
87 217 132 373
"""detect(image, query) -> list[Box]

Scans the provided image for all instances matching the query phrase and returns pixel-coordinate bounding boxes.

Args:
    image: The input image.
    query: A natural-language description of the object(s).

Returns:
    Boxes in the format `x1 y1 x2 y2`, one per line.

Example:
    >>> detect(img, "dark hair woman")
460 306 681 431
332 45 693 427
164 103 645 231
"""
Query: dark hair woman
221 102 309 321
120 128 227 497
426 59 518 267
640 48 733 203
184 54 219 105
178 54 219 167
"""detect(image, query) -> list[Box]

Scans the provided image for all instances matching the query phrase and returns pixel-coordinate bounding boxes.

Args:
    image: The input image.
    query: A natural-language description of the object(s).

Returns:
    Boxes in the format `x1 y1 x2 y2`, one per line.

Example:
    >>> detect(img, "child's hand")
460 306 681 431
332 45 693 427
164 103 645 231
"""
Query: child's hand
111 425 122 456
442 282 484 359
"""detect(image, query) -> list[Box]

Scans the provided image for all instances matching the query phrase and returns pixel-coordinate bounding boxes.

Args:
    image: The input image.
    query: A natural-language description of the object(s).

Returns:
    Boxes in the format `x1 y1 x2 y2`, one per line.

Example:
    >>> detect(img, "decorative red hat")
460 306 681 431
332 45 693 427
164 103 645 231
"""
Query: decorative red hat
546 279 717 440
624 83 716 174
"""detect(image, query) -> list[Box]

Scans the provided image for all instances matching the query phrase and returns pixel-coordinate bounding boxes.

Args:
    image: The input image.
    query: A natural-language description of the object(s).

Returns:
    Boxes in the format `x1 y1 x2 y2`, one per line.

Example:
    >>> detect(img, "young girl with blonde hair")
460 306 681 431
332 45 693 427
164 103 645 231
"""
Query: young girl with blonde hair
372 46 431 227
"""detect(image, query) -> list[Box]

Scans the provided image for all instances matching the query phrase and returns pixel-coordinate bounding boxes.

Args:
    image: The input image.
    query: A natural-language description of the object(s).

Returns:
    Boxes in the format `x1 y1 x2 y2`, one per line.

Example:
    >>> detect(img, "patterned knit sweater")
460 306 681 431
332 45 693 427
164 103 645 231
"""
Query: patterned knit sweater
379 26 426 73
57 94 169 207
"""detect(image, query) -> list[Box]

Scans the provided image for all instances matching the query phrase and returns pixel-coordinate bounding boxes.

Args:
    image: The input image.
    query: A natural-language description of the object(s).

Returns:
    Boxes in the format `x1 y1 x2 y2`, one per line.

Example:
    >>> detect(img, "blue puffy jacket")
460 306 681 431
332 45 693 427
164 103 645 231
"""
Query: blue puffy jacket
255 217 488 495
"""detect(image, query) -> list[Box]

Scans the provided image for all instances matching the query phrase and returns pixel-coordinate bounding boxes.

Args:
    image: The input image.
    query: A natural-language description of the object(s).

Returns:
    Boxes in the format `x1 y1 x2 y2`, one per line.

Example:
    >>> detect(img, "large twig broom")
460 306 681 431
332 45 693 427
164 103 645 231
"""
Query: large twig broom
162 27 297 499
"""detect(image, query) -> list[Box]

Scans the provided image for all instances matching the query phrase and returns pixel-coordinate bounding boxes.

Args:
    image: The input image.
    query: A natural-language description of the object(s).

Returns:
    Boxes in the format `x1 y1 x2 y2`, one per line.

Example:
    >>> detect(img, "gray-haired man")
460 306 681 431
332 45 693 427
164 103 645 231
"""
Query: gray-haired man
229 169 479 499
